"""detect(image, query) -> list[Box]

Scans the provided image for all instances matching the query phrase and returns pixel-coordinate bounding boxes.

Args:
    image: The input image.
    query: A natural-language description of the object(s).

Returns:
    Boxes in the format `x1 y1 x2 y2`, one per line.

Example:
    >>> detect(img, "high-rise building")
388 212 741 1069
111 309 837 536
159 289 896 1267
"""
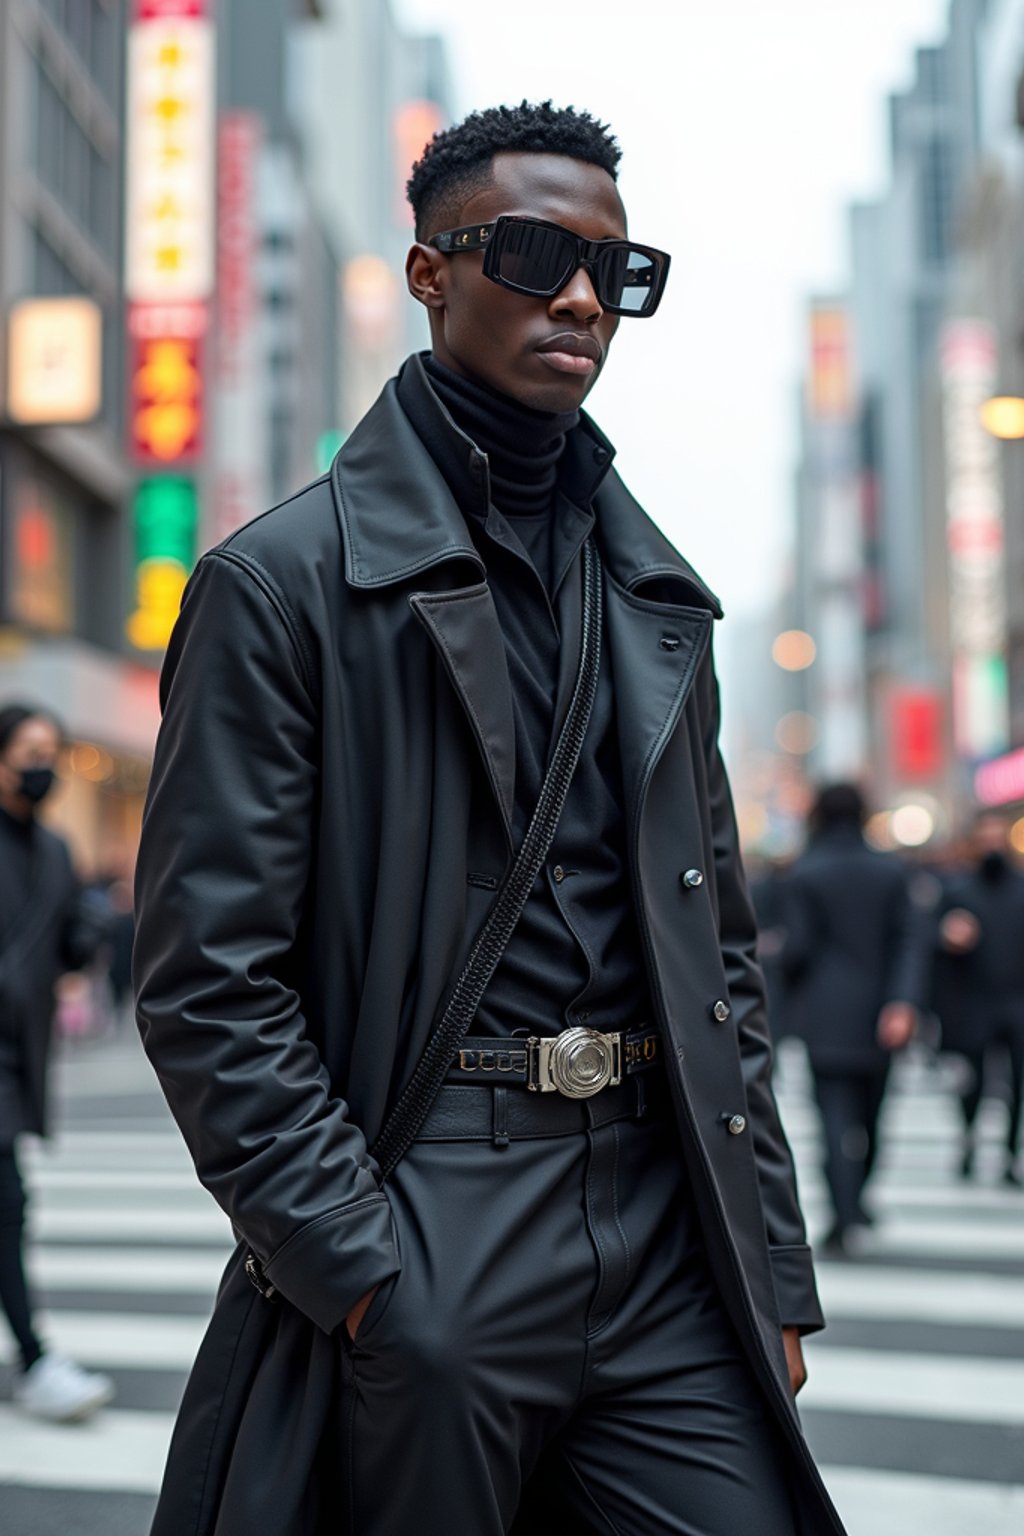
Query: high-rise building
781 0 993 842
290 0 454 428
946 0 1024 817
211 0 339 521
0 0 157 865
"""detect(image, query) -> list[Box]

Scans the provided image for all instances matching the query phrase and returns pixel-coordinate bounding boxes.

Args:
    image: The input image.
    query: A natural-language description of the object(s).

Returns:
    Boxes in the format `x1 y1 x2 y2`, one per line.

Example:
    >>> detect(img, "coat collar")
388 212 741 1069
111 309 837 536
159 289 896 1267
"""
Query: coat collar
330 359 723 619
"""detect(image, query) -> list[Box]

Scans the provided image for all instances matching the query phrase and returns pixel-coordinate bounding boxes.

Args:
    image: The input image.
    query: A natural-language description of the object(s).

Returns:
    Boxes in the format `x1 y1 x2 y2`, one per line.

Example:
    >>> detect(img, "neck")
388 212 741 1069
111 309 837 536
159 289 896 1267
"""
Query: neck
423 354 578 518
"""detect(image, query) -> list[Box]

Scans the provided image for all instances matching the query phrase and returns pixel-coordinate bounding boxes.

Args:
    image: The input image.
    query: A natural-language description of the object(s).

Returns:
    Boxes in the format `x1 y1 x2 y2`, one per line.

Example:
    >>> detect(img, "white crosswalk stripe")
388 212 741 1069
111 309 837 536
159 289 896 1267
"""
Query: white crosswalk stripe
1 1035 1022 1535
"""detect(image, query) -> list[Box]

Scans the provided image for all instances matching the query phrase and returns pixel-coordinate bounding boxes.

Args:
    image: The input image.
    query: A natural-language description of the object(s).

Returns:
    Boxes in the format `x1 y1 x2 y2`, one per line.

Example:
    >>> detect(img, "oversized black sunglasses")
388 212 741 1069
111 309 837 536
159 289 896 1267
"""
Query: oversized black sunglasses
429 215 671 318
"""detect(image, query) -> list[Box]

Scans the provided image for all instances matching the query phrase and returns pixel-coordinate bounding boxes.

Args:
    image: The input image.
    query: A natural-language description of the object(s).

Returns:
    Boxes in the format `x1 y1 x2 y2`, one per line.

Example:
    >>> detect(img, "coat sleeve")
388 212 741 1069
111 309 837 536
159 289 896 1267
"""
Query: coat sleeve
883 861 931 1010
134 550 400 1334
701 655 825 1333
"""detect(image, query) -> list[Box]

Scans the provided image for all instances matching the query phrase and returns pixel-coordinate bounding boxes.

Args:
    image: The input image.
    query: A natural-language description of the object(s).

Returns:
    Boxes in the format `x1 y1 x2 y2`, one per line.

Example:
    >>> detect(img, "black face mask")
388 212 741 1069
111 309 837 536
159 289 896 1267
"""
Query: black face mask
18 766 56 805
979 849 1008 880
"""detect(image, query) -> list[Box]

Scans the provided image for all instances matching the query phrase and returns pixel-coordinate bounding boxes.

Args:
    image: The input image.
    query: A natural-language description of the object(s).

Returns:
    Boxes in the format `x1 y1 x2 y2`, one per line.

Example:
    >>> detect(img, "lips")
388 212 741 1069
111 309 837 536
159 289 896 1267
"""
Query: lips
535 332 603 376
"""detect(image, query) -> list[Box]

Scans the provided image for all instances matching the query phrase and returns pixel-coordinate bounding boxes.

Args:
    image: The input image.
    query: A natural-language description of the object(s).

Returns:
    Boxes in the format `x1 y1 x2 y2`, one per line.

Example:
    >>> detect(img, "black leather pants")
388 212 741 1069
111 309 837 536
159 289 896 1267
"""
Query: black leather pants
342 1075 796 1535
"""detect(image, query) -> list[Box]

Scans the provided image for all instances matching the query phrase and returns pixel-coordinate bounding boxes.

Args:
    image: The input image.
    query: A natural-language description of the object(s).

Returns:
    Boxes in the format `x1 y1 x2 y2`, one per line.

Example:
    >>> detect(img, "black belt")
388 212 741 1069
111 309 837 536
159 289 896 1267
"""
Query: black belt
419 1071 670 1144
448 1027 661 1097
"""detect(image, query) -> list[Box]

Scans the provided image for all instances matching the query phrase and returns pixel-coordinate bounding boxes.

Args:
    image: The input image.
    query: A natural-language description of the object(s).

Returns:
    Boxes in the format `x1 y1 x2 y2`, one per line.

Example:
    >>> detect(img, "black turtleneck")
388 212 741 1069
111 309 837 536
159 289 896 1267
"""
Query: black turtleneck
397 351 652 1040
421 355 582 596
421 354 579 521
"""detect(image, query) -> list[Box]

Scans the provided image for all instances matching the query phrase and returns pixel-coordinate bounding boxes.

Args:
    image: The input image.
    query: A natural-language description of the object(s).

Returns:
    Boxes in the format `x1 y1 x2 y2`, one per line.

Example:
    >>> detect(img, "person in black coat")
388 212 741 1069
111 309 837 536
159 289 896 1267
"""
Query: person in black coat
935 811 1024 1185
0 703 113 1421
782 784 922 1254
134 104 845 1536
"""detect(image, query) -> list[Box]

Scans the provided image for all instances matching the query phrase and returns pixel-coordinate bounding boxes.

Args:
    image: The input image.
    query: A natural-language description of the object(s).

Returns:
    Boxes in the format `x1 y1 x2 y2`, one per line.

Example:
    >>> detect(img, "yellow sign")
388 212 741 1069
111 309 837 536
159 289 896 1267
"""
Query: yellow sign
6 297 102 425
126 558 190 650
131 334 203 461
125 477 197 652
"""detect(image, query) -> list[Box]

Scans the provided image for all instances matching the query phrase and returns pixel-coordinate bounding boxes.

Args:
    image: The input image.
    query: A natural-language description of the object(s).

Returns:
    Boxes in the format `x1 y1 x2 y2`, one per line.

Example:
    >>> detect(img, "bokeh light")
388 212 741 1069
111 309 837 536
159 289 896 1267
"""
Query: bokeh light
771 630 817 671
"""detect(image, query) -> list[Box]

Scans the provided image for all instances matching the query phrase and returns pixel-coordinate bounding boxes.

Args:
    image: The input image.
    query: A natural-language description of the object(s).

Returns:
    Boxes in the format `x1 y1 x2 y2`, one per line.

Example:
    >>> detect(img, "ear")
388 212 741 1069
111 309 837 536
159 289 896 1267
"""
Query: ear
406 242 447 310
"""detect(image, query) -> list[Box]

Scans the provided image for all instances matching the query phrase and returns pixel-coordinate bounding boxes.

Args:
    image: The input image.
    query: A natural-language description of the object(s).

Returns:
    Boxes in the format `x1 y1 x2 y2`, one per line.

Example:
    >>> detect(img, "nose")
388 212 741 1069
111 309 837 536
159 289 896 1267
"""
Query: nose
549 262 603 325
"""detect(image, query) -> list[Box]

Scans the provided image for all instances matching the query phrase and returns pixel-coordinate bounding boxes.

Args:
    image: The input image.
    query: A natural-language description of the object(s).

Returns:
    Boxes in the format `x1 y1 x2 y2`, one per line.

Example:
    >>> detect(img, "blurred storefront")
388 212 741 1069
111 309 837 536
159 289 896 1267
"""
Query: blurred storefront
0 1 145 870
0 0 454 870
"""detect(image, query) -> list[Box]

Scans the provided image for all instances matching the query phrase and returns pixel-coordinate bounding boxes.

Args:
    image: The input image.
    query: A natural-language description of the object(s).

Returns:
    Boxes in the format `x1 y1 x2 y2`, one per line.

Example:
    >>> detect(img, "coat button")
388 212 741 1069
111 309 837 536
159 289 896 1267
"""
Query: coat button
553 865 565 883
681 868 704 889
727 1114 747 1136
712 999 730 1023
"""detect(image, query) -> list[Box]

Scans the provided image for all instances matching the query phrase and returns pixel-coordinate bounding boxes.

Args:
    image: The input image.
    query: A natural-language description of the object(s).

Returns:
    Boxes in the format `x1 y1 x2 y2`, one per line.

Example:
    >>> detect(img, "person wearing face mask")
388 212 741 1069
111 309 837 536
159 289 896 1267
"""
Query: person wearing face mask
0 702 114 1421
936 810 1024 1187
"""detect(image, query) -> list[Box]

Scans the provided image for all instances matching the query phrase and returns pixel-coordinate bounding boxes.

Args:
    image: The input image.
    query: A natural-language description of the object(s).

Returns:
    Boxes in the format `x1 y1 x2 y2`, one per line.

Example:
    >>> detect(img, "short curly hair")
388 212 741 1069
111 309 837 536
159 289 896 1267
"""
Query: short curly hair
407 100 621 240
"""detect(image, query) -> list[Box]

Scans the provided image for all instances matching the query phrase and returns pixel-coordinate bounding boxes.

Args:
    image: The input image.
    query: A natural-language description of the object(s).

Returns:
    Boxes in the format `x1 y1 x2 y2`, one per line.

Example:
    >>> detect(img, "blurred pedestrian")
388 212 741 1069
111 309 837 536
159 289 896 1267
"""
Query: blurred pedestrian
749 856 794 1041
935 811 1024 1186
0 702 114 1421
783 784 922 1255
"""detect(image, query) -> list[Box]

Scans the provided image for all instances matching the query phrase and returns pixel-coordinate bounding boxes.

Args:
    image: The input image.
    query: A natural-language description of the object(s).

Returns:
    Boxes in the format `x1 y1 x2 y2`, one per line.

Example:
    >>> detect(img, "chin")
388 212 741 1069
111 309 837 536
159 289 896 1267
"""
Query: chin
511 373 590 415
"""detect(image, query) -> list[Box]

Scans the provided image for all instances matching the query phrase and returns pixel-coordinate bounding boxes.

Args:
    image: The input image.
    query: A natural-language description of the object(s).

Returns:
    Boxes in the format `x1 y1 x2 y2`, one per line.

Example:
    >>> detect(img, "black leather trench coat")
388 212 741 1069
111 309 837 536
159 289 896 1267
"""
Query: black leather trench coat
134 378 844 1535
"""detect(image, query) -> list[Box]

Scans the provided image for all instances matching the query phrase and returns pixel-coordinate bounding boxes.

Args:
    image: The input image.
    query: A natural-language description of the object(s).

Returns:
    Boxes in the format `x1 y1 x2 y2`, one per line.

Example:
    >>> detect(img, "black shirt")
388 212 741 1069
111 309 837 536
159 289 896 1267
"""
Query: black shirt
397 353 652 1038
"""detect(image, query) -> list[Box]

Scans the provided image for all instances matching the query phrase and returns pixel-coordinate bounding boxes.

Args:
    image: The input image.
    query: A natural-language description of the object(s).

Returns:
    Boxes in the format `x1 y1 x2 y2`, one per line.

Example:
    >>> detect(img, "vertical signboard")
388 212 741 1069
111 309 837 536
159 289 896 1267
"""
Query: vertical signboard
212 112 265 545
125 477 198 651
124 0 214 649
805 300 866 777
808 306 852 422
940 321 1010 761
125 1 215 305
129 303 205 464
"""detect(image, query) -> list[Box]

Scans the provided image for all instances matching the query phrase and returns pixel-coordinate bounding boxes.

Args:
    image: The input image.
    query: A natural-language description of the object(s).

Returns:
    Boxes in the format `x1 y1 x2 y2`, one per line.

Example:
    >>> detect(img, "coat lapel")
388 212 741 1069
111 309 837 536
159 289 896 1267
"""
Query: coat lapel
410 586 516 842
603 575 713 833
329 373 723 849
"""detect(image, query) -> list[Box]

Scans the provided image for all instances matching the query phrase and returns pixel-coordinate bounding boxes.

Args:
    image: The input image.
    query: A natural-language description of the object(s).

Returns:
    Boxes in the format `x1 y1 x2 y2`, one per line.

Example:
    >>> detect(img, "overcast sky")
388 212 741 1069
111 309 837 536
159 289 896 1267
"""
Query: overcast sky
392 0 949 620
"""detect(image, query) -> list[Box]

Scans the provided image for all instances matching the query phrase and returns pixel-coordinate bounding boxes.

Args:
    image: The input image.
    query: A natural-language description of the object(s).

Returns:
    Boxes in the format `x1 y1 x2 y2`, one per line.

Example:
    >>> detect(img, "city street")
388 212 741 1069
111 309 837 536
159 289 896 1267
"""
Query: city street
0 1034 1021 1534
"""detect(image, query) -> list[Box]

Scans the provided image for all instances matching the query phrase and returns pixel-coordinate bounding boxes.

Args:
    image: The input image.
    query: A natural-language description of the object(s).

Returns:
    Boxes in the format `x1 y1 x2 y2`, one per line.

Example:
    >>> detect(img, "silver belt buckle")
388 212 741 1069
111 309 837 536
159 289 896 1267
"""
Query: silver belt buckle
526 1028 623 1099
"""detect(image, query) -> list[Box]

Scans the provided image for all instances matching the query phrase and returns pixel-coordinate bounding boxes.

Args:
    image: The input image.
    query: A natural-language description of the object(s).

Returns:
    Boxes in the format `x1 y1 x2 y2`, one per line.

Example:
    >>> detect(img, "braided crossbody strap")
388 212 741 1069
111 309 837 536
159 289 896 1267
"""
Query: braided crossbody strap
244 539 602 1299
371 536 603 1179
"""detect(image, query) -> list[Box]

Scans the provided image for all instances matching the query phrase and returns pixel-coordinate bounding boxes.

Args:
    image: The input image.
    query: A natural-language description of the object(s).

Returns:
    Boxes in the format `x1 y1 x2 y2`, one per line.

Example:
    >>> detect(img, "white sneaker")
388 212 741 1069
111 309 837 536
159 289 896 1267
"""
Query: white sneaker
13 1353 115 1423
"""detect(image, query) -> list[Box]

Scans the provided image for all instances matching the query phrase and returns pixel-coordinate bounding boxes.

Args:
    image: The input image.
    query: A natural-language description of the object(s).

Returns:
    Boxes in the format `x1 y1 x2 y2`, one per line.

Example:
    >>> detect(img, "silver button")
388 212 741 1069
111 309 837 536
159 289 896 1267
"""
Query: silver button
727 1114 747 1136
553 865 565 884
682 868 704 889
712 999 730 1023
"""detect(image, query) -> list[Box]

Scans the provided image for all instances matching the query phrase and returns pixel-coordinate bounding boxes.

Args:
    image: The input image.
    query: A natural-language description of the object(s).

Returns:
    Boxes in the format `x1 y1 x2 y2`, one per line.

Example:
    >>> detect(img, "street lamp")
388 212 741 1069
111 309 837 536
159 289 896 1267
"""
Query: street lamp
980 394 1024 440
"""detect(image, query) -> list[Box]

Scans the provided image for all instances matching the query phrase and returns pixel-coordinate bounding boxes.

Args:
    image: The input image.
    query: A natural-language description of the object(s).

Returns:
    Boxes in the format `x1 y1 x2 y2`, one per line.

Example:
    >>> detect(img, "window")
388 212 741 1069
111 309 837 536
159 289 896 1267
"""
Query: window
31 226 84 297
89 2 117 100
920 136 956 266
34 58 63 198
89 149 115 259
30 49 119 262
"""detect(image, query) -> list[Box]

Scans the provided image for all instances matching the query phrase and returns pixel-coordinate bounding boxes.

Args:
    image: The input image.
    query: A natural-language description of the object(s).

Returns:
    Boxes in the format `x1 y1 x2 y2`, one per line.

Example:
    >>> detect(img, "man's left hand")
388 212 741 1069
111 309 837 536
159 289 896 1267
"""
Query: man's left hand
877 1001 917 1051
783 1327 807 1396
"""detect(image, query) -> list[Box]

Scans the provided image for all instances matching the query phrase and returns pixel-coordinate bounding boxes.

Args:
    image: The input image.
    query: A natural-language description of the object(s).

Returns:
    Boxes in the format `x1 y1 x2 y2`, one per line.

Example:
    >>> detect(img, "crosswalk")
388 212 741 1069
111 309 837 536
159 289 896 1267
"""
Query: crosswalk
1 1034 1022 1534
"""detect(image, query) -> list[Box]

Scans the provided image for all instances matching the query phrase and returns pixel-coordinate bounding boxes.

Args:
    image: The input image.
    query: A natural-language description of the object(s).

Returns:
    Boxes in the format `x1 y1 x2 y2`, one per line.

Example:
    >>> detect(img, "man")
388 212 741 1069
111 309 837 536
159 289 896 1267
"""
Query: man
936 810 1024 1186
135 103 844 1535
782 784 921 1256
0 703 113 1421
